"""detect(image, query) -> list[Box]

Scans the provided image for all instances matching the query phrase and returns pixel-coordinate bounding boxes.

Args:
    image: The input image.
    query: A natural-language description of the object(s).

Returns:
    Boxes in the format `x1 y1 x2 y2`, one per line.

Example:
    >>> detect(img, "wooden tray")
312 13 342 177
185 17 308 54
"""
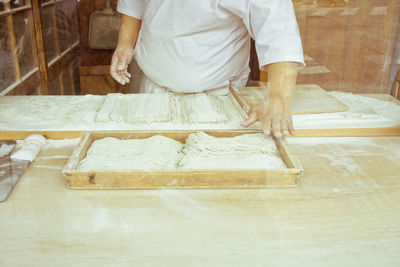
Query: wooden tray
62 131 303 189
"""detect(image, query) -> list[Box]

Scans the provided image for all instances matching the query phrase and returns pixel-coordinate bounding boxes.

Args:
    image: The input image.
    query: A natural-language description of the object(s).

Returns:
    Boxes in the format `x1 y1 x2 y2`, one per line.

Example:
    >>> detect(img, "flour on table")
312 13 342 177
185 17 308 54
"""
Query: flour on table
0 95 104 130
78 136 184 171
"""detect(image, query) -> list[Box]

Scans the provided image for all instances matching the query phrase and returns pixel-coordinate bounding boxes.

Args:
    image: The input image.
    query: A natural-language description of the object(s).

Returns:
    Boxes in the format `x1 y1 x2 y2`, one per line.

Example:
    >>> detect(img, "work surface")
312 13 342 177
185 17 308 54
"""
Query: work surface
1 137 399 266
1 87 400 136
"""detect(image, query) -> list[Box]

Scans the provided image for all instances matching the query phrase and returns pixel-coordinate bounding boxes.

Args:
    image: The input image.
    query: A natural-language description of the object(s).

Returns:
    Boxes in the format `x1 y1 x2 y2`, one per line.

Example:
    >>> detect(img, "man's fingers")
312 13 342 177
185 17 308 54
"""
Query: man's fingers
288 118 296 135
110 56 125 84
241 112 258 127
272 118 282 138
110 70 123 85
122 75 130 84
261 118 272 136
281 120 289 136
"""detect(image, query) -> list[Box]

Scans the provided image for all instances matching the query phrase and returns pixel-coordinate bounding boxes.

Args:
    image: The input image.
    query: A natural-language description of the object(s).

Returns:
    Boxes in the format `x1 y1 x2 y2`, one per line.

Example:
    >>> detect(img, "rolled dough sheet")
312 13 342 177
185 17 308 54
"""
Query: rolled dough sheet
0 95 104 130
237 84 349 114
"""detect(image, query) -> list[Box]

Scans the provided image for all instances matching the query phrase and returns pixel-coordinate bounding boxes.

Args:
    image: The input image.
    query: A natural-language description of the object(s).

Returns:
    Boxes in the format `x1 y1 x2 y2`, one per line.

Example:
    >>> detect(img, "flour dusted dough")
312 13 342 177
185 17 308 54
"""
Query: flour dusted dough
171 93 229 123
96 93 125 122
96 93 233 125
0 95 104 129
78 136 183 171
96 92 171 124
179 132 287 170
78 132 286 171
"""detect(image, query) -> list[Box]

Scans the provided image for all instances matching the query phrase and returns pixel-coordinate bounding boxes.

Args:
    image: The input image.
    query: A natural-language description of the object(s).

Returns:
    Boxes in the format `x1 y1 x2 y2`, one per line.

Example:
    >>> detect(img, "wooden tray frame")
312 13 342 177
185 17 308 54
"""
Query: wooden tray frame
62 130 303 189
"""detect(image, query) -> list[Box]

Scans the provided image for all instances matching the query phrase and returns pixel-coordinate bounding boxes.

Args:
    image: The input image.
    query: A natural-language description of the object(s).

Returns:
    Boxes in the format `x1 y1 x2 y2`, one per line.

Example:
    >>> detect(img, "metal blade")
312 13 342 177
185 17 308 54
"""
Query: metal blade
0 159 30 202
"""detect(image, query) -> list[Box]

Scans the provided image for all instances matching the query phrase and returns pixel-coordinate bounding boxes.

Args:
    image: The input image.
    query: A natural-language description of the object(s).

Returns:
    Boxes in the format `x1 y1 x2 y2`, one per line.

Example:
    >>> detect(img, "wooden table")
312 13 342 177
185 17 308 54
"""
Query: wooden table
0 136 399 266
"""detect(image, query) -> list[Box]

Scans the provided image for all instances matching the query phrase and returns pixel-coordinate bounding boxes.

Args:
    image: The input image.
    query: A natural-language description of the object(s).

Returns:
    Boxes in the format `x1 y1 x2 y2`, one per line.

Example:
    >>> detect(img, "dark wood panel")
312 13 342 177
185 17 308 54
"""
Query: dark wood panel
6 70 40 95
47 44 80 81
79 0 118 66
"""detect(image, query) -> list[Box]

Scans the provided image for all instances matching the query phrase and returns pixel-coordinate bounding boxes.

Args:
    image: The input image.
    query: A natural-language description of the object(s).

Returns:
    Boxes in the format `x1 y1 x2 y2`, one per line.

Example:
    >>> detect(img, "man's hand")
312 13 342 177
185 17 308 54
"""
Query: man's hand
110 15 141 85
110 45 134 85
241 94 295 138
241 62 298 138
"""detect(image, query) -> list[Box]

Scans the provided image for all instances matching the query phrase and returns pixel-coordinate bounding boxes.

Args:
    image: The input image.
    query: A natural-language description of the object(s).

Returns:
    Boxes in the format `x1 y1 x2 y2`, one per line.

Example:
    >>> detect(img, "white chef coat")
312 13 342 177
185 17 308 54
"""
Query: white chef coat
118 0 305 94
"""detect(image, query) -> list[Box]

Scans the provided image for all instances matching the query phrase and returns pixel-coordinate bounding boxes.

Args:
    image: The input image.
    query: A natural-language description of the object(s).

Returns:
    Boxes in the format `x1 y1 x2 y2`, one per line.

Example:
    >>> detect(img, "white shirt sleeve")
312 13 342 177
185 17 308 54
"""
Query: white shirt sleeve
226 0 305 69
117 0 145 20
251 0 305 69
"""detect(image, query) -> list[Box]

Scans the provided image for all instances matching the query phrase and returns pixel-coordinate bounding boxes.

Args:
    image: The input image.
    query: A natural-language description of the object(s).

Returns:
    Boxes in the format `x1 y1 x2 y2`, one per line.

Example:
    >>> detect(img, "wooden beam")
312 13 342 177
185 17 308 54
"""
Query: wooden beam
52 2 61 56
294 127 400 137
32 0 49 95
7 12 21 81
0 127 399 140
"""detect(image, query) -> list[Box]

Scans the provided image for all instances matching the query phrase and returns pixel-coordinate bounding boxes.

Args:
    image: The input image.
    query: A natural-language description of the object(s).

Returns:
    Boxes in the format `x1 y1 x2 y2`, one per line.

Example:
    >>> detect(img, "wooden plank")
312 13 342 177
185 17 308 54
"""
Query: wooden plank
0 131 85 140
32 0 49 95
51 3 61 57
62 132 91 173
7 11 21 81
63 130 302 189
27 1 39 70
294 127 400 137
1 126 400 141
65 170 299 190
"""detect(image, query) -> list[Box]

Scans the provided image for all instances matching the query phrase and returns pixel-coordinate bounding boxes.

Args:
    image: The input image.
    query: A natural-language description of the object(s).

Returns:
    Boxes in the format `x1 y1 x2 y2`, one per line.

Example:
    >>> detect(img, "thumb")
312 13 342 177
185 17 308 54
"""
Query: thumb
241 112 258 127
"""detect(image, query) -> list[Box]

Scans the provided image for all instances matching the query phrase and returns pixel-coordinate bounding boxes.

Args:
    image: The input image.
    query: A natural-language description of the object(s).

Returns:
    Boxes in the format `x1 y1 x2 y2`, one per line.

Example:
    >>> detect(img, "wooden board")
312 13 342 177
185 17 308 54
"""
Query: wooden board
1 126 400 141
232 84 349 114
62 130 303 189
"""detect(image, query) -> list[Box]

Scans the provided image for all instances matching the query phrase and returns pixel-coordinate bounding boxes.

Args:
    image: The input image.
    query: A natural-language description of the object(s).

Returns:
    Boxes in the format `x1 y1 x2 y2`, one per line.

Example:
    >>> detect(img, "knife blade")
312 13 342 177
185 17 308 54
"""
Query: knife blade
0 135 46 202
